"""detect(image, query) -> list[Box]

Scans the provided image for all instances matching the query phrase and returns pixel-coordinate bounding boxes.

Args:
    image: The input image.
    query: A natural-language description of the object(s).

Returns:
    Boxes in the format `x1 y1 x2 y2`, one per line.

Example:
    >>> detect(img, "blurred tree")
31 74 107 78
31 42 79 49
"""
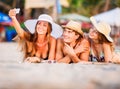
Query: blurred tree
0 0 12 13
0 0 24 13
116 0 120 6
63 0 120 17
1 0 120 18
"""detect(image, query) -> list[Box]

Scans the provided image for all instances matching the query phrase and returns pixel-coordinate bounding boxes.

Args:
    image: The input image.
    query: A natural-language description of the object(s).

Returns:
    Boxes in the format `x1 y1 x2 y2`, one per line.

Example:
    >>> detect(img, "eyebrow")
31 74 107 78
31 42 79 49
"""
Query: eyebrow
65 28 74 31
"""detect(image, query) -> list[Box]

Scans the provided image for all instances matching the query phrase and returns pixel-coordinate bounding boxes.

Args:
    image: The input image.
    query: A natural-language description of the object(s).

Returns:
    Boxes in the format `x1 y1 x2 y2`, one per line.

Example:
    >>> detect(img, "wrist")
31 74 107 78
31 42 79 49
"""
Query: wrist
11 16 16 20
70 55 80 63
75 50 82 54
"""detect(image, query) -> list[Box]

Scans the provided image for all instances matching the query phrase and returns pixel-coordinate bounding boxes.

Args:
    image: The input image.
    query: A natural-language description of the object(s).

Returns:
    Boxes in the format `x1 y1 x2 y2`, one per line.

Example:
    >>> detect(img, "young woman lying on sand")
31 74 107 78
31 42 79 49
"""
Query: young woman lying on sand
86 16 120 63
8 9 63 63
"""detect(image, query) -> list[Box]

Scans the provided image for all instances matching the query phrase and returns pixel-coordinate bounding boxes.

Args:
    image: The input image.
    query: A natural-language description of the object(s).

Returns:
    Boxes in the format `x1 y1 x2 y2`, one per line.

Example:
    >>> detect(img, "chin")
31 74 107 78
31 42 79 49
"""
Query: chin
89 35 93 39
37 32 46 35
63 39 70 43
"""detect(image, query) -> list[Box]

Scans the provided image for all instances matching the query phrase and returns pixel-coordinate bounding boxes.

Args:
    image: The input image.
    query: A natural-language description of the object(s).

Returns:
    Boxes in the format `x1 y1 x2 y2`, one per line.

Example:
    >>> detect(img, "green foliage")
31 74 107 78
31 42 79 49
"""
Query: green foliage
0 0 13 6
82 0 100 7
6 23 25 30
117 0 120 6
63 0 119 16
1 0 120 20
114 0 120 7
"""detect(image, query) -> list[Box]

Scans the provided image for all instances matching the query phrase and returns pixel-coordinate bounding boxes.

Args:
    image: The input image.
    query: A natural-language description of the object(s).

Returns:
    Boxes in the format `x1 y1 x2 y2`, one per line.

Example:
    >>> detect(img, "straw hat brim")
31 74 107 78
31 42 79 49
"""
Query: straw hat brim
90 17 113 42
94 24 113 42
62 25 83 36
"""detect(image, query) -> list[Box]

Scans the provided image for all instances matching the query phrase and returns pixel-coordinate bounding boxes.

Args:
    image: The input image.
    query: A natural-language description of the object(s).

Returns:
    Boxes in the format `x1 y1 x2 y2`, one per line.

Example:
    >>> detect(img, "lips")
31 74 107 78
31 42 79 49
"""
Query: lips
38 28 43 31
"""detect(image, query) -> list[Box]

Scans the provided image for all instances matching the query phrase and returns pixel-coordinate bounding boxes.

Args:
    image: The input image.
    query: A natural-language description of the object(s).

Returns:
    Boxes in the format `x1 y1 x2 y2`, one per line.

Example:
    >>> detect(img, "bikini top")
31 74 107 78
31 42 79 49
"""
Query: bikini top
89 48 105 62
88 37 105 62
26 40 50 60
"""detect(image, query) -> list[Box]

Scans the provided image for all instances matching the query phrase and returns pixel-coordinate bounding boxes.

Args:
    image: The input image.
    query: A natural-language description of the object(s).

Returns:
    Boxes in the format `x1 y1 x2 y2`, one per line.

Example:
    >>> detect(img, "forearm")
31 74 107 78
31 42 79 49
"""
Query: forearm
8 9 25 38
57 55 71 64
104 56 112 62
11 17 24 37
103 43 113 62
48 38 56 60
47 47 56 60
70 54 81 63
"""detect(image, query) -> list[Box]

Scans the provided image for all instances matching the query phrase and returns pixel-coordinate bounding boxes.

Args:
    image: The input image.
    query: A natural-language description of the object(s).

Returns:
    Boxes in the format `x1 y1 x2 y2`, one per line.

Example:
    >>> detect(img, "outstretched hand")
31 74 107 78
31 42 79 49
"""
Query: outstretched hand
8 8 17 19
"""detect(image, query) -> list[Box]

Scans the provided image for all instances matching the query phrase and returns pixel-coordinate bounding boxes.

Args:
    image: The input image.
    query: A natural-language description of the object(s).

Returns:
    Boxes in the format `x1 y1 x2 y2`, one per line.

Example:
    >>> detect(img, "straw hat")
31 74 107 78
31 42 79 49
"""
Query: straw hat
62 20 83 36
24 14 63 38
90 16 113 42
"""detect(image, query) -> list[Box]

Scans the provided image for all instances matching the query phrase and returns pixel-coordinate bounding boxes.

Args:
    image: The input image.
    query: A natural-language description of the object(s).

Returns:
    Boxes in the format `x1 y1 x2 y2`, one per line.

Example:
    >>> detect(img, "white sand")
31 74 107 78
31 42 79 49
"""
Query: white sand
0 42 120 89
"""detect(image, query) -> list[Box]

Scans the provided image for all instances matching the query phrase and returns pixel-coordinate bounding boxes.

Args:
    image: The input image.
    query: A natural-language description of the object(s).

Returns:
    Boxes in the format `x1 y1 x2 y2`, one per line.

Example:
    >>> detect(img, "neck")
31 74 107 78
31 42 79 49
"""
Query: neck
37 34 46 43
92 39 99 44
66 41 76 48
36 34 48 47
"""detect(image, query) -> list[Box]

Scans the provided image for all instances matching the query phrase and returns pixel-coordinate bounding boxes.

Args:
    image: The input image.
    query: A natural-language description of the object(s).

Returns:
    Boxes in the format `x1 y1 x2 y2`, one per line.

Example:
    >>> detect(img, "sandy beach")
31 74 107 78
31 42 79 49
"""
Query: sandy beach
0 42 120 89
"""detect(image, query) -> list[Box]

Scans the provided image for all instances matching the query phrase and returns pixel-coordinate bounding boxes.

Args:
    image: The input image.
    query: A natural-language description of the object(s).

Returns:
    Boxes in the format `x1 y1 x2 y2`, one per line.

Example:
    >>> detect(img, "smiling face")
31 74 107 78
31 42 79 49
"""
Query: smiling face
36 21 49 35
88 27 99 40
62 28 79 43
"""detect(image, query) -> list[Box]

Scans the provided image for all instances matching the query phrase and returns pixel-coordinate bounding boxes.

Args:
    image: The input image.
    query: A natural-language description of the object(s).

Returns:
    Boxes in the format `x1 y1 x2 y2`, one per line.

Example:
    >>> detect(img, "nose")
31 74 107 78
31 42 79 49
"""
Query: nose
90 28 95 33
63 30 69 37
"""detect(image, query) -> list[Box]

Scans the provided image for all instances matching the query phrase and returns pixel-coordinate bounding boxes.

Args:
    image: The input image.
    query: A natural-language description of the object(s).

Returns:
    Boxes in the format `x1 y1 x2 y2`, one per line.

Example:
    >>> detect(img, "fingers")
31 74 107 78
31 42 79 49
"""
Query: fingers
83 47 89 51
64 43 69 47
8 8 16 18
64 43 73 49
24 57 41 63
64 43 70 50
24 57 31 63
75 45 89 54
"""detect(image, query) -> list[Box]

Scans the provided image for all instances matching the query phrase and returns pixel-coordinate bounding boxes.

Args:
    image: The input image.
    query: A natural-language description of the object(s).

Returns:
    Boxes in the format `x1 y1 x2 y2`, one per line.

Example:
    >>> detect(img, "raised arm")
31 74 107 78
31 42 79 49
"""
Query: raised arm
8 9 25 38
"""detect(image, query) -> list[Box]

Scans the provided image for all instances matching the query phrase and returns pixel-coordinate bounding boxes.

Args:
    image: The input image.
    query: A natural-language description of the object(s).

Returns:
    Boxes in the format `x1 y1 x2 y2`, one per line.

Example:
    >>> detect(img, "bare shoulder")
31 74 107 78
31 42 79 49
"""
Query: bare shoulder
50 36 56 40
103 42 111 46
20 31 30 40
57 37 62 42
79 38 90 48
56 38 64 46
49 36 56 46
81 38 90 44
102 43 113 53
